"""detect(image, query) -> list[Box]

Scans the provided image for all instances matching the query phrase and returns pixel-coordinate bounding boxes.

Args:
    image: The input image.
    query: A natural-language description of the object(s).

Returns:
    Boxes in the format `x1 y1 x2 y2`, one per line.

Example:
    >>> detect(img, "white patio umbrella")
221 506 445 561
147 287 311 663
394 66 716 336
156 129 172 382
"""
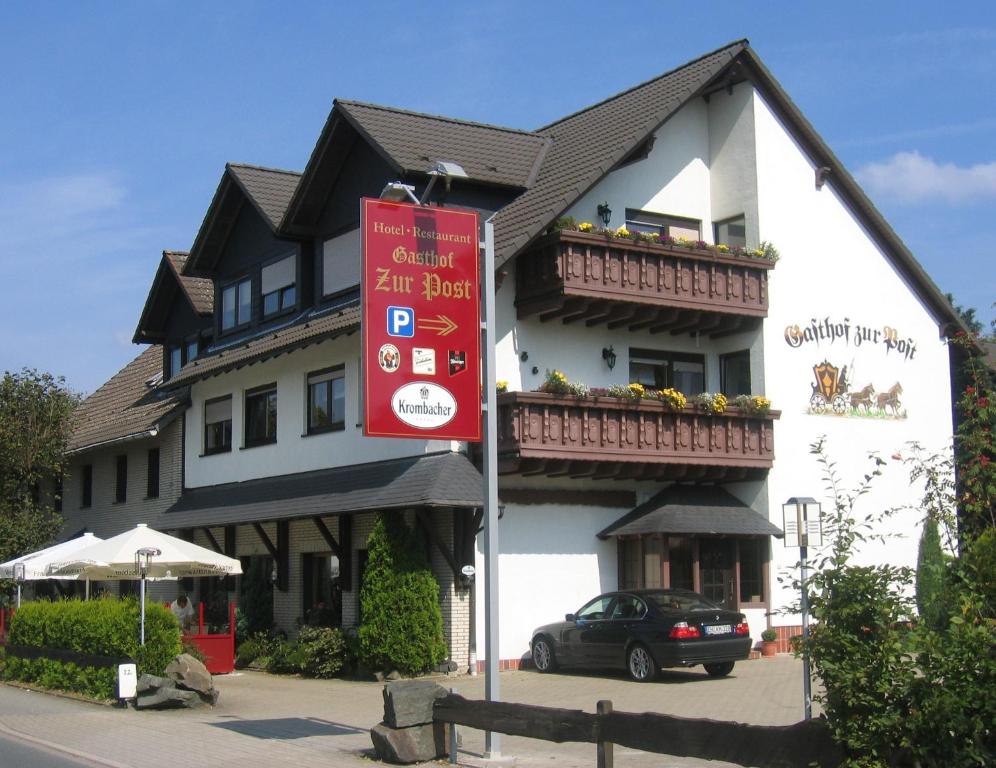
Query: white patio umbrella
0 533 104 606
46 524 242 644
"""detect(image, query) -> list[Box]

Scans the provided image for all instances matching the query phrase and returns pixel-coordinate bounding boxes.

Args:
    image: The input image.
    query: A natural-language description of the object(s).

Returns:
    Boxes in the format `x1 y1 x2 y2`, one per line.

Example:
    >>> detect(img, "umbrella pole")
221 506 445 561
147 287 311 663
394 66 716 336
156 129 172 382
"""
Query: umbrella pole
16 584 21 609
140 576 146 646
85 579 90 601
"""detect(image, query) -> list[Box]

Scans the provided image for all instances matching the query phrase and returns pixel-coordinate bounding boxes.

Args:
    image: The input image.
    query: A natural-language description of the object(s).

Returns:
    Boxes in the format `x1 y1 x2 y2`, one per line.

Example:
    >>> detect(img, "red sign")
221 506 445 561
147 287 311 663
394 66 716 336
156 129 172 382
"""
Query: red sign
361 198 481 441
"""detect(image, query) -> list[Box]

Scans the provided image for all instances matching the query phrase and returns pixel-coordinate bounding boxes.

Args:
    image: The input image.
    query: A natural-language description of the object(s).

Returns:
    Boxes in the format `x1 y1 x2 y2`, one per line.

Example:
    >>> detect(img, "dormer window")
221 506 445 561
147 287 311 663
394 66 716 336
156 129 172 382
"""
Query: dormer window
168 345 182 379
186 338 199 362
261 254 296 317
222 277 252 331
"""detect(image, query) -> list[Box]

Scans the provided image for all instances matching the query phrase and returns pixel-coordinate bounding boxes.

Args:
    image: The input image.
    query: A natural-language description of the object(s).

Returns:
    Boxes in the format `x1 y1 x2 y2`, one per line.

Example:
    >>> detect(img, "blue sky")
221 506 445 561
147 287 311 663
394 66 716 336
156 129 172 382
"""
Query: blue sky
1 2 994 394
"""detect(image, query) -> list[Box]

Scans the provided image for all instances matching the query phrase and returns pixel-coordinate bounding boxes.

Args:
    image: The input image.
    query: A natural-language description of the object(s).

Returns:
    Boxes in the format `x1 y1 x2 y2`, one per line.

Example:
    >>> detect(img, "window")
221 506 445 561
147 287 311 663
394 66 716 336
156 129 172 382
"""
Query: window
608 594 647 621
115 455 127 503
576 595 613 621
720 350 751 397
168 345 182 379
714 215 747 249
204 396 233 454
244 384 277 447
629 348 705 396
261 254 297 317
186 338 199 363
146 447 160 498
739 538 766 603
221 277 252 331
81 464 92 508
322 229 361 297
307 366 345 434
625 209 701 240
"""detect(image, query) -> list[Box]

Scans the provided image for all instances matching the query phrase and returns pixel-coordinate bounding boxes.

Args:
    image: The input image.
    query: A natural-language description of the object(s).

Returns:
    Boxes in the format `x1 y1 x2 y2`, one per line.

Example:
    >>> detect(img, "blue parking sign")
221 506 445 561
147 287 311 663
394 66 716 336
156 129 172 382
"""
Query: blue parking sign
387 306 415 337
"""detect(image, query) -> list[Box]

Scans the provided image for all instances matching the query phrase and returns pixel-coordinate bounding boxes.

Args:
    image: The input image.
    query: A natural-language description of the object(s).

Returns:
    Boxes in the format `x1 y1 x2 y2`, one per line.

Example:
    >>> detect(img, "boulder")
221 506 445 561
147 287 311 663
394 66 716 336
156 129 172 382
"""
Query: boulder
135 685 203 710
383 680 448 728
136 674 168 694
166 653 212 694
370 721 449 764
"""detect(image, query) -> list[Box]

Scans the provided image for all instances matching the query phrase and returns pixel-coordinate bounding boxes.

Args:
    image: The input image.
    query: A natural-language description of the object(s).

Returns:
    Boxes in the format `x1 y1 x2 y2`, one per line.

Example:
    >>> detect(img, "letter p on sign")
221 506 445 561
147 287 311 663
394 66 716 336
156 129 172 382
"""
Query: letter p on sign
387 306 415 337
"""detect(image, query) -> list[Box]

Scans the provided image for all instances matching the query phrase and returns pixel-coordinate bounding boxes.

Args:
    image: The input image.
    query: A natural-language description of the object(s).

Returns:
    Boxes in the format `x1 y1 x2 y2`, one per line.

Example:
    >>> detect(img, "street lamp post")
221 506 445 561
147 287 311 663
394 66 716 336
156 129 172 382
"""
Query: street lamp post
134 547 161 645
13 562 25 609
782 497 823 721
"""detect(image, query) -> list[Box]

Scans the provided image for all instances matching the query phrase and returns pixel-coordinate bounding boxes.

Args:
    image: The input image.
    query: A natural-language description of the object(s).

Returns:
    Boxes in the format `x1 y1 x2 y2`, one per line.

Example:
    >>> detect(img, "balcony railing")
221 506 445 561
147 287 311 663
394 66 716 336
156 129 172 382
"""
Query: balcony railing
496 391 777 481
515 230 773 337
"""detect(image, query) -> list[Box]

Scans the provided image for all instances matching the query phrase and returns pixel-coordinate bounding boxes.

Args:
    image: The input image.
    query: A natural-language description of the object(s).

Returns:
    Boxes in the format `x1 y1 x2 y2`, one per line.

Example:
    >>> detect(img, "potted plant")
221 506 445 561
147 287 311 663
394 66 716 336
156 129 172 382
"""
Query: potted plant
760 628 778 657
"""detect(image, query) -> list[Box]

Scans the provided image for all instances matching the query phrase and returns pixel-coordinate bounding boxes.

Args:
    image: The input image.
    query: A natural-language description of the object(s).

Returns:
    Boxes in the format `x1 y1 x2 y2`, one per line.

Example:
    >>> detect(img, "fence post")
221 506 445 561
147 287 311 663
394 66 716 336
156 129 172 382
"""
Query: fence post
596 699 613 768
448 688 458 764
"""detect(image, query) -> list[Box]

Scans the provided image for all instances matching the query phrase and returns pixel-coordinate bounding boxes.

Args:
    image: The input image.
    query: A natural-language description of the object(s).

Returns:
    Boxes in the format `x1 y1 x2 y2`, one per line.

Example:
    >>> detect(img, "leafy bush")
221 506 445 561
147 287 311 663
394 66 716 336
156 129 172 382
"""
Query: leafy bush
265 638 306 675
3 597 181 699
915 516 950 630
359 512 446 675
235 631 277 670
238 557 274 642
298 626 348 678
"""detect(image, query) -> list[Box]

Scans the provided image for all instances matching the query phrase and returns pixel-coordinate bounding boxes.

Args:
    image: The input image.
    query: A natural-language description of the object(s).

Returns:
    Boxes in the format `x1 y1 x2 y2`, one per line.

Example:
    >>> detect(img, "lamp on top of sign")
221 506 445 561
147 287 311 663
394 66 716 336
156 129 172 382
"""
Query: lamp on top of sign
361 198 481 442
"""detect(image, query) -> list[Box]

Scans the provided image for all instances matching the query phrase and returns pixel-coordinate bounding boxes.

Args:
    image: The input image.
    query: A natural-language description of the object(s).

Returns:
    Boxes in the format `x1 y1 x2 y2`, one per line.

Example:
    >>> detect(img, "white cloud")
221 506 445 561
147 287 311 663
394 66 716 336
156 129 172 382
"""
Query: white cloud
856 151 996 204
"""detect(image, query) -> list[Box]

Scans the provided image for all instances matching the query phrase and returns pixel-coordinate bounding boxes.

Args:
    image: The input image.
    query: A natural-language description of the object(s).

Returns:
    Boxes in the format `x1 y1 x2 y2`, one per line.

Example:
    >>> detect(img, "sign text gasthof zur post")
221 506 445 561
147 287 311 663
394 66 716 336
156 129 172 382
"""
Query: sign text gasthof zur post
361 198 481 441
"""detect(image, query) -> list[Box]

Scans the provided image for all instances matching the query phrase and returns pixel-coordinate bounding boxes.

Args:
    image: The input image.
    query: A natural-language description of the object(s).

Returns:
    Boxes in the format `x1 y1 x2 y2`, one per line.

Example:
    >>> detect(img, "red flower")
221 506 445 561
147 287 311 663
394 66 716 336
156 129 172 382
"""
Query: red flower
966 386 976 396
978 397 989 408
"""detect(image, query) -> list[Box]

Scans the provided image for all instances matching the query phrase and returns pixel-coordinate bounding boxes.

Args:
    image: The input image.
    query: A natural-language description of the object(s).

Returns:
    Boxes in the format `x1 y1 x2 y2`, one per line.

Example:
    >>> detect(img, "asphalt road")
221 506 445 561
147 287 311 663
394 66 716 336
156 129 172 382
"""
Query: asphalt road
0 732 98 768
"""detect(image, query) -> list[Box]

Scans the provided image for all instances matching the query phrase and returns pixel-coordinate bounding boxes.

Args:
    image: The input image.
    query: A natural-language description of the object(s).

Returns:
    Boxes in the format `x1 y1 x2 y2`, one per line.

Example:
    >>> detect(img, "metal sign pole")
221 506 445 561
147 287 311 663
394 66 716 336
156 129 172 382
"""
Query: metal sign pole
801 542 811 720
481 218 501 758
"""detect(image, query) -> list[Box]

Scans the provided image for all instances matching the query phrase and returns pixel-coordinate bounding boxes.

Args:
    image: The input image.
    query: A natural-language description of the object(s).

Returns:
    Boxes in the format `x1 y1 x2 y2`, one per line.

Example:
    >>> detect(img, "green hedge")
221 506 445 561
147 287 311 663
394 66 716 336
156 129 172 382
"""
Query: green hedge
3 597 181 699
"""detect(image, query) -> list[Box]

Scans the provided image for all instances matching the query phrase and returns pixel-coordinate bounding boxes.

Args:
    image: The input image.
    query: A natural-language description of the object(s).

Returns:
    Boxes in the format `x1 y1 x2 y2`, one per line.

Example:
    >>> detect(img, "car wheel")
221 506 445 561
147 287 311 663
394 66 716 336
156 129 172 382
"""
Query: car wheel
627 643 656 682
531 636 557 673
704 661 735 677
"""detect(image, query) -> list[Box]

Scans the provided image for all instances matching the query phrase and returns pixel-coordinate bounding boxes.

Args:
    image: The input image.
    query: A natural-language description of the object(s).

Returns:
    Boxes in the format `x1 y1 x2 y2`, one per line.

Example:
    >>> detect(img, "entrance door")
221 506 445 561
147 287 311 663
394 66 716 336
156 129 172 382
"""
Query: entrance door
699 539 735 608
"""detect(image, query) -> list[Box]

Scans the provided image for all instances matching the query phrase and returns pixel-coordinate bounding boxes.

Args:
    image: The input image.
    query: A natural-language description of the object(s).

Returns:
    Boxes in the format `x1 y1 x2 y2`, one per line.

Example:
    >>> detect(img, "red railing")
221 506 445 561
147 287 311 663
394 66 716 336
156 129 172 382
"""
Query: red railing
168 601 236 674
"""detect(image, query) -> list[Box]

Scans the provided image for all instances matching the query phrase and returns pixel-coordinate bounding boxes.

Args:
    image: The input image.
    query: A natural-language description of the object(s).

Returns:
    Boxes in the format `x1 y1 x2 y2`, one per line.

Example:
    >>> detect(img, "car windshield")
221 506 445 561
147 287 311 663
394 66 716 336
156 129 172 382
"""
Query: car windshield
645 590 720 612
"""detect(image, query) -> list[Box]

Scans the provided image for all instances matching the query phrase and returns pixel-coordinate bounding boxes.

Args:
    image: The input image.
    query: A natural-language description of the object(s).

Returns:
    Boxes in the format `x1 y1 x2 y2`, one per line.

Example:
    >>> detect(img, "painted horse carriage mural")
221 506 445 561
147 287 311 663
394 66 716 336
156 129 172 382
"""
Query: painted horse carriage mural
809 360 904 417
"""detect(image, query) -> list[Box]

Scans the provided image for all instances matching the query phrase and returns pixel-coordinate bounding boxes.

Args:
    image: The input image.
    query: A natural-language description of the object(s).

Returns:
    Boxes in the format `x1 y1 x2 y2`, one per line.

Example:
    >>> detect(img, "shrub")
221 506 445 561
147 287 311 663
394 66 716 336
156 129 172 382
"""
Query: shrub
359 512 446 675
238 557 274 642
265 638 306 675
915 516 950 631
3 597 181 699
235 631 277 670
760 628 777 642
298 626 348 678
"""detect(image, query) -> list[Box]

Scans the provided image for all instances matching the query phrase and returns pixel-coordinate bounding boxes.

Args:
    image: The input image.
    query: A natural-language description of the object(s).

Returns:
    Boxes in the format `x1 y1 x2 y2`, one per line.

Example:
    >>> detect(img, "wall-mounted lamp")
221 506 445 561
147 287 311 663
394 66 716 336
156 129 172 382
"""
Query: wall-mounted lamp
597 202 612 227
270 563 279 585
519 351 529 362
601 346 617 370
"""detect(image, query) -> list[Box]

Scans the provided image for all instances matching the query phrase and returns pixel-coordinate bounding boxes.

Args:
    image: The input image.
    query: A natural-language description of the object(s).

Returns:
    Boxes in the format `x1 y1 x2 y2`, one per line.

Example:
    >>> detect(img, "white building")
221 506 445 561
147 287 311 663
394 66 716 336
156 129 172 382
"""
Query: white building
63 40 962 666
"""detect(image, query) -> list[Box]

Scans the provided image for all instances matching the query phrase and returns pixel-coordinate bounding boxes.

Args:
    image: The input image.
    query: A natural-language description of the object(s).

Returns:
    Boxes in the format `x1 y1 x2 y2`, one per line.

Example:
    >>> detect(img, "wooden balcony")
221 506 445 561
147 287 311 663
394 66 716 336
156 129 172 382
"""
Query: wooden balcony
515 230 774 337
496 391 777 482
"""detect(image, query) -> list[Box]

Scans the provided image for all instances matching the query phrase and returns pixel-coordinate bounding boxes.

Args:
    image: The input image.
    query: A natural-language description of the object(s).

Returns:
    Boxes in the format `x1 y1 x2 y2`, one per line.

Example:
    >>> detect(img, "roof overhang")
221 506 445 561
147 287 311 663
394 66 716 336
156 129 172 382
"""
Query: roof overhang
598 486 783 539
158 451 484 530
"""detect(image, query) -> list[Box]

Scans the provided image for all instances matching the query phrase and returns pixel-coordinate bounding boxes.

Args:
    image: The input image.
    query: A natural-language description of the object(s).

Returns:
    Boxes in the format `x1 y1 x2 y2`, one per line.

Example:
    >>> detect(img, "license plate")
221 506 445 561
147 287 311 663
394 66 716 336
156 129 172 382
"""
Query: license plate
704 624 732 636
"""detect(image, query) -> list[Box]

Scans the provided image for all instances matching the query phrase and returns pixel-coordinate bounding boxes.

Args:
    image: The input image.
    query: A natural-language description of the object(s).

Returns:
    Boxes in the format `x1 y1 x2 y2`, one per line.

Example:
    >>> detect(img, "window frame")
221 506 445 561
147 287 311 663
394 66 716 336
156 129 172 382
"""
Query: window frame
720 349 752 397
220 275 253 333
244 383 278 448
114 454 127 504
628 348 706 396
306 365 346 436
625 208 702 240
203 395 233 455
81 464 92 508
713 214 747 249
260 252 298 320
146 447 160 499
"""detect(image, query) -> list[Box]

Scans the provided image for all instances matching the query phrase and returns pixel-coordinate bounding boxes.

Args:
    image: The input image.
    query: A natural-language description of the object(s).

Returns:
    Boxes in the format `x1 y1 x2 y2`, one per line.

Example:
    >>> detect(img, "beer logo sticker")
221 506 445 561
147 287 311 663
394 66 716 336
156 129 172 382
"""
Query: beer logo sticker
378 344 400 373
391 382 457 429
412 348 436 375
448 350 466 376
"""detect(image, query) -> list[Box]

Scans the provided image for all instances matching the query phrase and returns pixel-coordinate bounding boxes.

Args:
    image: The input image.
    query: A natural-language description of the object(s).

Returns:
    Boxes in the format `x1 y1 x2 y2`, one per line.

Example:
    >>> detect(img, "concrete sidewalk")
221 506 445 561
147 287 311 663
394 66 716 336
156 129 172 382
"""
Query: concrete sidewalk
0 656 812 768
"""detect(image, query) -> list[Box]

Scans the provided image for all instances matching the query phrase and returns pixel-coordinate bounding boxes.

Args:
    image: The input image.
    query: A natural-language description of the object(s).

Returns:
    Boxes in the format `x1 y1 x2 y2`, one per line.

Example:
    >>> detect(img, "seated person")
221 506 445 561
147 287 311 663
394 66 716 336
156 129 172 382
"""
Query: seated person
170 594 195 632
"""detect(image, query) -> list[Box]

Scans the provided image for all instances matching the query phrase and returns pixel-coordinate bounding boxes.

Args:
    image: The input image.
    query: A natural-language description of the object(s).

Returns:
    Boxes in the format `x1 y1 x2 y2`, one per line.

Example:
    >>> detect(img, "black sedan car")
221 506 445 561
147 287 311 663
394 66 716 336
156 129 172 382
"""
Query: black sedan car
530 589 752 682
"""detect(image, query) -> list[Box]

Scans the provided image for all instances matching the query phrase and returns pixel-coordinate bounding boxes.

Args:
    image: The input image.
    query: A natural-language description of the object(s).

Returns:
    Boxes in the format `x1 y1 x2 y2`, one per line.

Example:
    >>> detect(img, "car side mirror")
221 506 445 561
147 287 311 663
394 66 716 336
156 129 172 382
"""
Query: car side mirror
565 613 576 623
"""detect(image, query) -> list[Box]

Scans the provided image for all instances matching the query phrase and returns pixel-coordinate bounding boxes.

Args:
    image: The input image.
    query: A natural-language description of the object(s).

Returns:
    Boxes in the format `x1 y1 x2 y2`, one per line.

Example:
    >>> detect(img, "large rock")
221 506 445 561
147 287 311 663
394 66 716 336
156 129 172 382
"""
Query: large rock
370 721 449 764
164 653 218 705
136 674 168 694
135 685 203 710
383 680 448 728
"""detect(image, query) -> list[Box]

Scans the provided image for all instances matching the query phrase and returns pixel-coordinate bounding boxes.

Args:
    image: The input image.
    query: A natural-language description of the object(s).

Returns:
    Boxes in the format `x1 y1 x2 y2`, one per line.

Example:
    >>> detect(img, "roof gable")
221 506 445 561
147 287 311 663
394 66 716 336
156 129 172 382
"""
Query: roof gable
490 40 747 266
133 251 213 344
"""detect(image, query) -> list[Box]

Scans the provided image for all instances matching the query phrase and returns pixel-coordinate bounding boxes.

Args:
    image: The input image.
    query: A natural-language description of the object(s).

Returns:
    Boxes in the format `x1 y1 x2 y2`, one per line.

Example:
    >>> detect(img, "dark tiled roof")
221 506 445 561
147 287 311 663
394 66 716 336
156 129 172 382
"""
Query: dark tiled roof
227 163 301 232
160 451 483 528
165 305 360 386
336 100 549 189
491 41 747 265
597 485 783 539
164 251 213 315
70 346 188 453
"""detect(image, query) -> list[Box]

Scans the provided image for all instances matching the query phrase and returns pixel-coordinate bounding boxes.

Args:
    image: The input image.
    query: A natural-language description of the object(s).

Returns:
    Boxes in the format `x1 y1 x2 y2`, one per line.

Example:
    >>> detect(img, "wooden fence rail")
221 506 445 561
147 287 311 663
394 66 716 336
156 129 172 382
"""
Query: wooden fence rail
433 693 842 768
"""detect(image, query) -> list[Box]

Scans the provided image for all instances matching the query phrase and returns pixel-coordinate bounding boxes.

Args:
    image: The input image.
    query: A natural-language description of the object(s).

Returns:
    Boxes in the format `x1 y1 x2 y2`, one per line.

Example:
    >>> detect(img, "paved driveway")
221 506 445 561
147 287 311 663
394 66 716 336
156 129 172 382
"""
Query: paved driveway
0 656 812 768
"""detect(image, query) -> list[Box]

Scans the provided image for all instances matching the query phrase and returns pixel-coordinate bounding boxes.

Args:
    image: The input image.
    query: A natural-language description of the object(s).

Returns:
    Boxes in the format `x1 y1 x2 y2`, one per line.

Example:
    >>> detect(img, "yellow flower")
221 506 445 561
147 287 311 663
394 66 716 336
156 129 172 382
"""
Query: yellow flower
614 226 631 238
627 382 645 398
496 380 509 393
717 244 730 253
712 393 728 413
578 221 594 232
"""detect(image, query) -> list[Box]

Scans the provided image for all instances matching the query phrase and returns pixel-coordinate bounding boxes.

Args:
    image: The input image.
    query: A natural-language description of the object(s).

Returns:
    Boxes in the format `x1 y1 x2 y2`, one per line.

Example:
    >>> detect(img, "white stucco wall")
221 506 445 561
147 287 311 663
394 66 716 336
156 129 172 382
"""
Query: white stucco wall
185 335 453 488
752 91 953 621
